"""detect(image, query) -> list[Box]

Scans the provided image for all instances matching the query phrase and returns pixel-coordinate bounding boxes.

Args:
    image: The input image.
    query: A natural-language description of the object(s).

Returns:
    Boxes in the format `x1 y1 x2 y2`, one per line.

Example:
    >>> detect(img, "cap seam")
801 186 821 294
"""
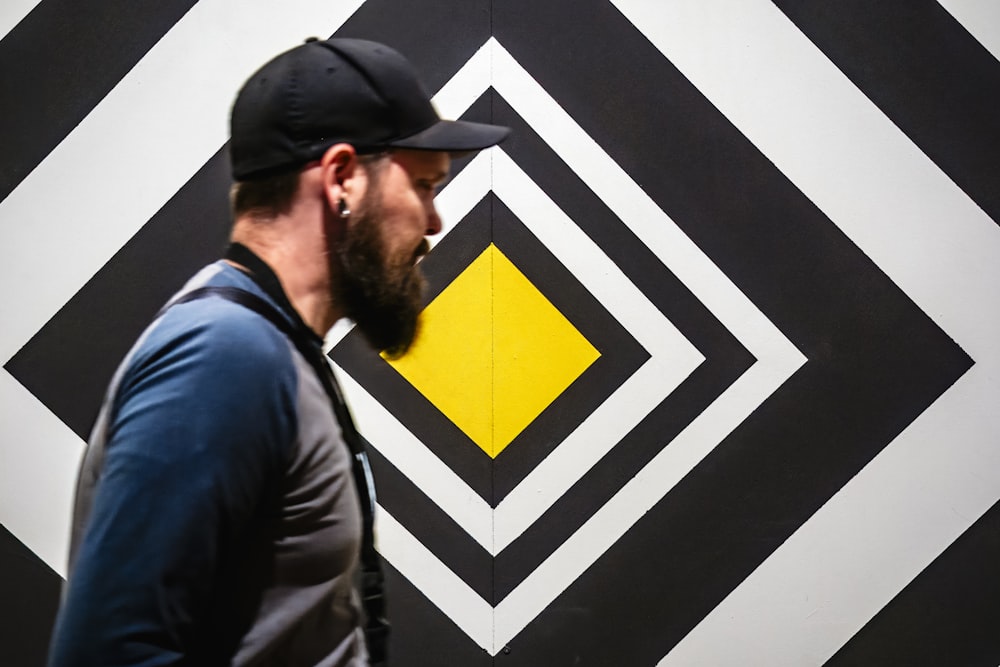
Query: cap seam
317 41 401 142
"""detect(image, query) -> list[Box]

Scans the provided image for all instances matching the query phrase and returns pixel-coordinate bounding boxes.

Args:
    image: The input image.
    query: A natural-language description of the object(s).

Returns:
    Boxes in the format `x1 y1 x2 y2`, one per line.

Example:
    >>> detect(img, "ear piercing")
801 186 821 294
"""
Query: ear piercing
338 198 351 219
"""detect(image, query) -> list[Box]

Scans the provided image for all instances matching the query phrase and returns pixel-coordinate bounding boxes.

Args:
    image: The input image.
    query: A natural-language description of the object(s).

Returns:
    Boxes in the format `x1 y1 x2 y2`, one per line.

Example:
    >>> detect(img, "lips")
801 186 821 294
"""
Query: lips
413 238 431 263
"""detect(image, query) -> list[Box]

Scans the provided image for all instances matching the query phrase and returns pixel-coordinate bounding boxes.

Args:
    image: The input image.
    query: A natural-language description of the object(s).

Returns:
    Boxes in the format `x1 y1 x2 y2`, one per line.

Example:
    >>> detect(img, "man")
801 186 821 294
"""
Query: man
48 37 508 666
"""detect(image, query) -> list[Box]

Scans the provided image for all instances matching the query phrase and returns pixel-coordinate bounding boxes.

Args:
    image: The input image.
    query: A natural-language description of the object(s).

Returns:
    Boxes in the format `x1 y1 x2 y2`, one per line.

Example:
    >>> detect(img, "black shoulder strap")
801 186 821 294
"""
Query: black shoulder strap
164 282 389 665
169 285 298 340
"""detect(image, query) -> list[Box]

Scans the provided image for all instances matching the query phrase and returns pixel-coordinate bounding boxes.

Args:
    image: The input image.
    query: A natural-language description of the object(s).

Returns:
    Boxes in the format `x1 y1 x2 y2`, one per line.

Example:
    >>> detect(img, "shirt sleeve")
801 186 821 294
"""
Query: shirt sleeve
48 302 299 666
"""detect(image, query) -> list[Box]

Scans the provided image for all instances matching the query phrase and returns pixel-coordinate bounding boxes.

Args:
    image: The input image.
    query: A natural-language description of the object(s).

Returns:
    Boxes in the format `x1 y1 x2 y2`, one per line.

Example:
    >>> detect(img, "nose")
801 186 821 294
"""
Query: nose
426 201 443 236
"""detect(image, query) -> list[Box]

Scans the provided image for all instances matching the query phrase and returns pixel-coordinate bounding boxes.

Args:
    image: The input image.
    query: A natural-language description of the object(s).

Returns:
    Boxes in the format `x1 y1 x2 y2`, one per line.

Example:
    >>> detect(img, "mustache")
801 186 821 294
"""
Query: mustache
414 238 431 262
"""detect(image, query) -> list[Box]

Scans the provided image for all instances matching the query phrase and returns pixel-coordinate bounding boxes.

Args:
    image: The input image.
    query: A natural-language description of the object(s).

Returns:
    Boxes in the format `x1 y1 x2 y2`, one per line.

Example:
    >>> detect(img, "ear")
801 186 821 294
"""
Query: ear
318 143 360 212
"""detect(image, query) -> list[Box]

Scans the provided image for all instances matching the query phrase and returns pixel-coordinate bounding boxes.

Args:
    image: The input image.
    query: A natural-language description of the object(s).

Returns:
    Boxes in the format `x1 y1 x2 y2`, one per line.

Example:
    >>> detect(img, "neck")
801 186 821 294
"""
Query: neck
229 215 343 338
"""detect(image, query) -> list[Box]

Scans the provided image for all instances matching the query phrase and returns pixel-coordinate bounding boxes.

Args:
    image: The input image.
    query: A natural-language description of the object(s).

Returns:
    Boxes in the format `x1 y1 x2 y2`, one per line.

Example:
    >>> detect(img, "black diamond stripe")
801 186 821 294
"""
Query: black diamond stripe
5 147 233 439
486 96 754 599
332 191 647 505
381 561 491 665
365 443 494 604
493 358 754 604
489 198 651 498
826 498 1000 667
772 0 1000 228
0 0 197 204
492 0 973 661
0 524 61 667
334 0 491 93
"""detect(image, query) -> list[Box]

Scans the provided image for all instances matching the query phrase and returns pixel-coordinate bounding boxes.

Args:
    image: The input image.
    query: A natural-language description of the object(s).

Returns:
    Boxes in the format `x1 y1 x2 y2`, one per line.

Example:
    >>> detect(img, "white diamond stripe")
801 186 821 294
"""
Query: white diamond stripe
367 337 805 656
602 1 1000 665
490 149 703 553
428 137 496 249
0 0 366 364
375 507 494 652
661 370 1000 667
430 39 492 136
493 358 800 649
335 367 495 552
938 0 1000 62
0 370 81 577
488 39 800 368
486 37 805 545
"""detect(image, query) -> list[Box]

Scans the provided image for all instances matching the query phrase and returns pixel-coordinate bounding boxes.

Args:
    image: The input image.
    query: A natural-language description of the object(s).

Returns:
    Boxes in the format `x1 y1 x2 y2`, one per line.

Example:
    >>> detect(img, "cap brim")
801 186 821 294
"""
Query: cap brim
388 119 510 153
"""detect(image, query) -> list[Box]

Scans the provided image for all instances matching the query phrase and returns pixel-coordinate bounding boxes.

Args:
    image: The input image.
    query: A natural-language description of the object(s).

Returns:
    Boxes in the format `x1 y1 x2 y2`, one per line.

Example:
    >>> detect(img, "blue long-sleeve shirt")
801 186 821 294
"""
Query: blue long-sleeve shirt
49 262 366 666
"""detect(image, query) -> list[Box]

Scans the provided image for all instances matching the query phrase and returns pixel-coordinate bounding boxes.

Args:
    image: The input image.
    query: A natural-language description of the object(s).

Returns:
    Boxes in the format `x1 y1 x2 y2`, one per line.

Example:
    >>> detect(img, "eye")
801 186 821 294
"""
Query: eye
416 180 447 200
415 173 449 197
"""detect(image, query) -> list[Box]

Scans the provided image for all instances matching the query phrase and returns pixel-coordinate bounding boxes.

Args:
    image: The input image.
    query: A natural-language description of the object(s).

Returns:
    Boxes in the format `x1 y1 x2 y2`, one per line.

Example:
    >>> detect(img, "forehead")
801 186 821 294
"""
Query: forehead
390 149 451 180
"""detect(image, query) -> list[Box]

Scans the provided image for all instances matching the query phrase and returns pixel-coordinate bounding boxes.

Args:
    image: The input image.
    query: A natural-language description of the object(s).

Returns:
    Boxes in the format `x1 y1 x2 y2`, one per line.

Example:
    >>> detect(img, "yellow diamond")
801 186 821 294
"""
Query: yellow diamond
385 243 600 458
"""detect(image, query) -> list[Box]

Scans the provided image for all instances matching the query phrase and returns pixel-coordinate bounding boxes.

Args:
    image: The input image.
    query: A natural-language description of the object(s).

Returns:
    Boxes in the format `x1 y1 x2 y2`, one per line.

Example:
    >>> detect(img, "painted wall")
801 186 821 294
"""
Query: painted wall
2 1 999 665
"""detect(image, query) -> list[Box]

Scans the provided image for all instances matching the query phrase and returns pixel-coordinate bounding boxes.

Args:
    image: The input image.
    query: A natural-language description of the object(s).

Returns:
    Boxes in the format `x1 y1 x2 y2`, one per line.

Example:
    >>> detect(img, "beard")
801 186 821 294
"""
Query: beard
336 185 428 358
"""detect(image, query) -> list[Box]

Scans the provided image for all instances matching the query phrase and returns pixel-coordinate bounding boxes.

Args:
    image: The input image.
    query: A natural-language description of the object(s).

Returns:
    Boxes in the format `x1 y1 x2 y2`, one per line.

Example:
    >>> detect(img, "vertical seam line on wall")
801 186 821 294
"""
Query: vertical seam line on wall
488 3 497 656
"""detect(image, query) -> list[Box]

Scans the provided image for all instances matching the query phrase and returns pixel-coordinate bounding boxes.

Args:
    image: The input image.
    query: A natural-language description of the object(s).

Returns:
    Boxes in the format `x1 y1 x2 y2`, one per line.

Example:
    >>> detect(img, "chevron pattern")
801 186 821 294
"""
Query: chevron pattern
2 1 998 665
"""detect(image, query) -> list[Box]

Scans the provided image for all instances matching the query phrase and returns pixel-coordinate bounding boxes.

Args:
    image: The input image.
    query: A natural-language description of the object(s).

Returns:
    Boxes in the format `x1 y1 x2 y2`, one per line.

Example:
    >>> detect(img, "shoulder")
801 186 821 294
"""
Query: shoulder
129 298 293 389
113 290 302 450
140 264 300 376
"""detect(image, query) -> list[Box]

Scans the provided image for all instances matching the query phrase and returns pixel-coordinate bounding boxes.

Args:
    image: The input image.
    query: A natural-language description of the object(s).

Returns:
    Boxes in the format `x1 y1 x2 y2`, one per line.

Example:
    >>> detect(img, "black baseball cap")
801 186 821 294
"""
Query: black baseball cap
230 37 510 180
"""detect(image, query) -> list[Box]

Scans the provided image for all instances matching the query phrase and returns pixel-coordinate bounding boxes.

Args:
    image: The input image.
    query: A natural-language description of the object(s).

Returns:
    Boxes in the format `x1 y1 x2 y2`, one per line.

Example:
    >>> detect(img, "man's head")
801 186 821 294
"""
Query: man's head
228 38 508 351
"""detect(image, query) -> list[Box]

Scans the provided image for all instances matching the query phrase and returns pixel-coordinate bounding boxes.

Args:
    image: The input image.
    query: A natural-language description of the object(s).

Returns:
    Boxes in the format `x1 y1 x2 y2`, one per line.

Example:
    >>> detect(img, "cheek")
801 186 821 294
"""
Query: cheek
383 192 427 243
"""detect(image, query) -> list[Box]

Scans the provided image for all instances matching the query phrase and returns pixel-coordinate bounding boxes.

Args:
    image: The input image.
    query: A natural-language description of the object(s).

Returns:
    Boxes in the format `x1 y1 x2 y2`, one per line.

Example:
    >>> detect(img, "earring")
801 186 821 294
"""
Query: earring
338 198 351 219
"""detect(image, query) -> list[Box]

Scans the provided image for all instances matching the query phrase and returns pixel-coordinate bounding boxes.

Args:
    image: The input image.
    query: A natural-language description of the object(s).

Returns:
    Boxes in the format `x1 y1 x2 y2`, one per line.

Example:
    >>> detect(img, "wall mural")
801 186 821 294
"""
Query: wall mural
2 1 999 665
